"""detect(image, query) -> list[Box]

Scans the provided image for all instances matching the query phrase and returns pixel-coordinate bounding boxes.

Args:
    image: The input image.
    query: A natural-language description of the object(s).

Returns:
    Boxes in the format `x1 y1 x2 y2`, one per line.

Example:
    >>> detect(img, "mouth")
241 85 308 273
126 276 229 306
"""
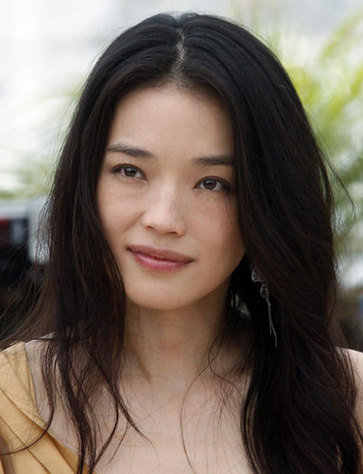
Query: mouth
127 245 193 263
127 245 193 272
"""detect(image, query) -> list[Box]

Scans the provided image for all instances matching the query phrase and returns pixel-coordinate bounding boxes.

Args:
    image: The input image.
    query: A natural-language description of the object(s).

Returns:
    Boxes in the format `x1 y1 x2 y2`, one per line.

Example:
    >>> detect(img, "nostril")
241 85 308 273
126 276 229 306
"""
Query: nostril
141 201 185 235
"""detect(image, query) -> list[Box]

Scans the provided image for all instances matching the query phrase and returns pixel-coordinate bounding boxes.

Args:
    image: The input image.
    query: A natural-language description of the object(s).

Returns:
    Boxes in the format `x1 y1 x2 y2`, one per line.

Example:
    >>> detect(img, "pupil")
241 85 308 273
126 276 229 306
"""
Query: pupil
125 167 136 176
205 179 216 189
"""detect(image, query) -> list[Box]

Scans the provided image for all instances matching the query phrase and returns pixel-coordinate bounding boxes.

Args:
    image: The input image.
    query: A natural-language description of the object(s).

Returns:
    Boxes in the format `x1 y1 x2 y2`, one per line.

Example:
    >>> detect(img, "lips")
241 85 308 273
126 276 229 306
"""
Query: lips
127 245 193 263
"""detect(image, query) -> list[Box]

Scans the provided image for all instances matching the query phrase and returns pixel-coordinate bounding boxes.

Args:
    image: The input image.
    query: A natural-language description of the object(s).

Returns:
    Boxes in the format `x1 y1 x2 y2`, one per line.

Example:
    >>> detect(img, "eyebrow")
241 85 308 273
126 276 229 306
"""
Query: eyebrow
106 142 234 167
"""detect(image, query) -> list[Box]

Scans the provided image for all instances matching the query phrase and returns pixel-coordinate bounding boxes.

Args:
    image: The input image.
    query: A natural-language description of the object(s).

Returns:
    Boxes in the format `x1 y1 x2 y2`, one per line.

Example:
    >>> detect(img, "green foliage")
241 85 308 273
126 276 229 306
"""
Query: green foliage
0 86 78 200
281 13 363 255
231 2 363 255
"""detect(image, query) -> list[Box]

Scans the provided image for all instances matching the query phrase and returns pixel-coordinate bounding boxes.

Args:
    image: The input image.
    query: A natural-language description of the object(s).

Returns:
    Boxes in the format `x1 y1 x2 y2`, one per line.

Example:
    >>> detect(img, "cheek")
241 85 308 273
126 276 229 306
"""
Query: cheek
97 188 137 235
197 205 244 262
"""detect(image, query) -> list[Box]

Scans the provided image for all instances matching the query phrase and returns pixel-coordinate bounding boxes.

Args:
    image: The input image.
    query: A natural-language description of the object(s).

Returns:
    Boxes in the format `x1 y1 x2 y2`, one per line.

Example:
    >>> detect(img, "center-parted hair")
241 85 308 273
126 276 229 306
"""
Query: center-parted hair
1 12 362 474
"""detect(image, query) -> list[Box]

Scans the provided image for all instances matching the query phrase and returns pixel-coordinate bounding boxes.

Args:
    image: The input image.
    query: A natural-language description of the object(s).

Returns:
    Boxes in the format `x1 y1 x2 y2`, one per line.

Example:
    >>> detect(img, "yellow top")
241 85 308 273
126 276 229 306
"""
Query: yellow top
0 342 81 473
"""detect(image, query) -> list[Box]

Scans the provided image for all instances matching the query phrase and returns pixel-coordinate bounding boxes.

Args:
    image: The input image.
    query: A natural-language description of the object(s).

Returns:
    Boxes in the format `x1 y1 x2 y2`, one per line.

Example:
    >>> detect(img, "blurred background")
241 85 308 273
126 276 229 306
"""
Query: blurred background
0 0 362 346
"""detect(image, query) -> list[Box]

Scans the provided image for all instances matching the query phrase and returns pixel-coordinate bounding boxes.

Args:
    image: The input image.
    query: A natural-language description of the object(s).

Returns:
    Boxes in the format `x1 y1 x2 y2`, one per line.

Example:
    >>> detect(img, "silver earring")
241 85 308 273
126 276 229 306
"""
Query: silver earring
251 268 278 348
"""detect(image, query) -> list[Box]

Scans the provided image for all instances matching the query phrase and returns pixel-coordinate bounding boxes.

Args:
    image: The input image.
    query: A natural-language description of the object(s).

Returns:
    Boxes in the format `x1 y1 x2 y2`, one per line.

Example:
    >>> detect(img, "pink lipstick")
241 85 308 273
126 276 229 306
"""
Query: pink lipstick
127 245 193 272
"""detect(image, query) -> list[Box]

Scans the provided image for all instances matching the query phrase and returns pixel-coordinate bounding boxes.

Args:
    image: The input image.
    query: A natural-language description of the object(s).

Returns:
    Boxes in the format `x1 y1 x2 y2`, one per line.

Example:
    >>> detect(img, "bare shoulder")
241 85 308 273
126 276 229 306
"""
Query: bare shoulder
343 348 363 423
344 348 363 384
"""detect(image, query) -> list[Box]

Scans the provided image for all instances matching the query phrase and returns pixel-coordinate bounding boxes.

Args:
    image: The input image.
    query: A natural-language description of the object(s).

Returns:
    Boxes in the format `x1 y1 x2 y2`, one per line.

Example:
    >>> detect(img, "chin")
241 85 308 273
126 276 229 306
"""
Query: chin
126 293 193 311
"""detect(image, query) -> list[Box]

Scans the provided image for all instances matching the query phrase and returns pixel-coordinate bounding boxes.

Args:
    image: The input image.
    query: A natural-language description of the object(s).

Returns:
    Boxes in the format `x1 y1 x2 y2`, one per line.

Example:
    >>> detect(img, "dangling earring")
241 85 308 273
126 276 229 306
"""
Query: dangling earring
251 268 278 348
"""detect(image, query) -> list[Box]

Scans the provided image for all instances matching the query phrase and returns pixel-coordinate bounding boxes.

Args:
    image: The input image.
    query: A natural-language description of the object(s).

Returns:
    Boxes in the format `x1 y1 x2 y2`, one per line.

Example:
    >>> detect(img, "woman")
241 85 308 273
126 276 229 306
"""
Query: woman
0 12 362 474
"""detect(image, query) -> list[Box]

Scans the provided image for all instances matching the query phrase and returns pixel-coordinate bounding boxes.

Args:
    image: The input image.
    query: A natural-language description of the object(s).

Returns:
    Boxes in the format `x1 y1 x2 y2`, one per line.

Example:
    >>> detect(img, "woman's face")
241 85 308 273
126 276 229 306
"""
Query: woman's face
97 85 244 311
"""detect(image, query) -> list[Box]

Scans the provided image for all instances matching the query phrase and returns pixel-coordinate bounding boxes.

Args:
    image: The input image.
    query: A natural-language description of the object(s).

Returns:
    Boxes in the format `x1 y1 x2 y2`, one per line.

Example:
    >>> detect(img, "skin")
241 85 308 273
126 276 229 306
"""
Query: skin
94 84 249 472
97 85 245 389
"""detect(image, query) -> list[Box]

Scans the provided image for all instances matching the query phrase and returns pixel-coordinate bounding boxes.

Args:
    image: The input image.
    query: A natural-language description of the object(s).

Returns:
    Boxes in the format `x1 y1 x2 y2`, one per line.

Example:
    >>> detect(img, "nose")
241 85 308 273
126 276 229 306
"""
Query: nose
141 182 186 236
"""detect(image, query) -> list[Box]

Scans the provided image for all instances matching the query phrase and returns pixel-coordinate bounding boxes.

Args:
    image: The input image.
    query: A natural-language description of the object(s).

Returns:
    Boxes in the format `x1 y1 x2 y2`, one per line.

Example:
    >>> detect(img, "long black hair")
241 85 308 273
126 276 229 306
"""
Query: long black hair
1 12 362 473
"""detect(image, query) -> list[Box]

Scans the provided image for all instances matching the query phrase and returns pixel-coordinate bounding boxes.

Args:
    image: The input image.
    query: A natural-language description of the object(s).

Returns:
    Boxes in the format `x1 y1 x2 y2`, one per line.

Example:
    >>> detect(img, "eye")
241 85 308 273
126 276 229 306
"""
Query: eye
197 178 230 192
113 164 145 179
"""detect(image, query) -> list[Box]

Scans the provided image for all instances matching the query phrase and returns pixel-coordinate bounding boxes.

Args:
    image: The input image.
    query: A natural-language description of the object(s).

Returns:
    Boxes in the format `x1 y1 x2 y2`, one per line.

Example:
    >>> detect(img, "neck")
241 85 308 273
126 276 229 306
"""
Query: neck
123 288 235 395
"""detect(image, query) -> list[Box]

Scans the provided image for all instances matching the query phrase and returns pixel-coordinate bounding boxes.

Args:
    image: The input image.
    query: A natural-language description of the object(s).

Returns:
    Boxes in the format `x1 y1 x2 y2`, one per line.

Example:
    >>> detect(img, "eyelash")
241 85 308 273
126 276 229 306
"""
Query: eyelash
112 164 231 192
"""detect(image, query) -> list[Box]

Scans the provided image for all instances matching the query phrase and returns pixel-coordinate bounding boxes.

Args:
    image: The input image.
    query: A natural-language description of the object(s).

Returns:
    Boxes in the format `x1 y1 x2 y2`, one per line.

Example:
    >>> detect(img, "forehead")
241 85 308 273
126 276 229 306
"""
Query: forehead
106 85 234 159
